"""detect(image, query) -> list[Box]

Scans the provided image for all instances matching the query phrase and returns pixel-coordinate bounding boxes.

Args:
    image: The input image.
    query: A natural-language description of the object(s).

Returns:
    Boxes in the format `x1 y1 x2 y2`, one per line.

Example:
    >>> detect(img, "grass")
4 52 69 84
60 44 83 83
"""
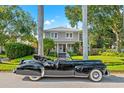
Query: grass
0 54 7 58
107 65 124 71
72 56 124 71
72 56 124 65
0 55 124 71
0 55 32 71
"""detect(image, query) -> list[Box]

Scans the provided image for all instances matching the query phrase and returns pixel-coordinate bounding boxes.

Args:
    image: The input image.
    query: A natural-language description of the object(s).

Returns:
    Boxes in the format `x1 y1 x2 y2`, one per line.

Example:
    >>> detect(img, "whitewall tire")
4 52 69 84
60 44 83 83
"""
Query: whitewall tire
29 76 41 81
28 68 44 81
89 69 103 82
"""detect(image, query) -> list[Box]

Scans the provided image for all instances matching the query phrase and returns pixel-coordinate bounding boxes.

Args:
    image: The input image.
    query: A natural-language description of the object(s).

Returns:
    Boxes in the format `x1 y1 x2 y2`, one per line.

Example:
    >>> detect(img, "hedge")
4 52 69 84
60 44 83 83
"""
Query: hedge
5 43 34 59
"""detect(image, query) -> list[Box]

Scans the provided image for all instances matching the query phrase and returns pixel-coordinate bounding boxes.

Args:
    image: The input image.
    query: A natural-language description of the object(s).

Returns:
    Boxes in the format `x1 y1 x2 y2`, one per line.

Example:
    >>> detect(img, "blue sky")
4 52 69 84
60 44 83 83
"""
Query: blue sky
20 5 73 29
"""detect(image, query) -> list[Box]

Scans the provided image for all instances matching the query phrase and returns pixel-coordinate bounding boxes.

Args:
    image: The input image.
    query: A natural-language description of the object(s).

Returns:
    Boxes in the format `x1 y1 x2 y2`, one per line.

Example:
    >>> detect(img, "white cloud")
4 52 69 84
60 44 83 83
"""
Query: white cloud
44 20 51 25
44 19 55 25
51 19 55 22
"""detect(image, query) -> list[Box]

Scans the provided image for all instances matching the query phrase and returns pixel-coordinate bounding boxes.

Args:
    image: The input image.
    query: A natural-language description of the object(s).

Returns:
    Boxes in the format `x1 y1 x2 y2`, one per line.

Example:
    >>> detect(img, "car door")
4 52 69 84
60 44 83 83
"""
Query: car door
56 60 74 76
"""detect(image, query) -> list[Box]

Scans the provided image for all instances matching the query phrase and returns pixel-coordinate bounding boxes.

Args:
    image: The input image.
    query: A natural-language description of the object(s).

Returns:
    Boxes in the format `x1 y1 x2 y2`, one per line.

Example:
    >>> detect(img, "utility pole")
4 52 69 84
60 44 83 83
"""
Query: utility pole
82 5 88 60
38 5 44 56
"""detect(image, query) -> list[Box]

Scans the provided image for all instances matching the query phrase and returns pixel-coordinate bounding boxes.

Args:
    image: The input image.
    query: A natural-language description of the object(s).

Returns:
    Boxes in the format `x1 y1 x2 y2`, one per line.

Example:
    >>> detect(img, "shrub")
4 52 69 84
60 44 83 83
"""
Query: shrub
48 52 57 57
68 51 78 56
5 43 34 59
90 48 105 55
73 42 81 55
101 52 118 56
44 38 55 56
118 53 124 57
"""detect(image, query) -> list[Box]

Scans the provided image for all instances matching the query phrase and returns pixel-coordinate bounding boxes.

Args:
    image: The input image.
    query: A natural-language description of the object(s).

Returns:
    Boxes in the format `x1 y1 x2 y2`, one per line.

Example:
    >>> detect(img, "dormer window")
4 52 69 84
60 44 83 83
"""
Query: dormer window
65 32 73 39
50 32 58 39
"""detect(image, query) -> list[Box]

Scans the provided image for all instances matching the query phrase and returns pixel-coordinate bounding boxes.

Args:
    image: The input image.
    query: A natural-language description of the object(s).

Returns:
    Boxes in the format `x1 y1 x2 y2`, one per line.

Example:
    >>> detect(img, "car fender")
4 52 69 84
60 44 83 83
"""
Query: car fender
14 62 44 76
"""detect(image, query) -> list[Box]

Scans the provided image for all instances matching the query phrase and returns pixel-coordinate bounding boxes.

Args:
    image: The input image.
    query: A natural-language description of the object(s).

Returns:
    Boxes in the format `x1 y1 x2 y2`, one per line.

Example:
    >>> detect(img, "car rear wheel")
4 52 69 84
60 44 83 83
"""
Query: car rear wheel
89 69 103 82
28 68 44 81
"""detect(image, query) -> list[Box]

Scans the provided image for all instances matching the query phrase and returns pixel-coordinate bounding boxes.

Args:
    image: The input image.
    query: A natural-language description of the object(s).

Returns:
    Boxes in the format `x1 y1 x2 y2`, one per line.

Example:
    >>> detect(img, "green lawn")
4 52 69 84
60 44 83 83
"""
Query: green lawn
107 65 124 71
72 56 124 65
0 55 32 71
72 56 124 71
0 55 124 71
0 54 7 58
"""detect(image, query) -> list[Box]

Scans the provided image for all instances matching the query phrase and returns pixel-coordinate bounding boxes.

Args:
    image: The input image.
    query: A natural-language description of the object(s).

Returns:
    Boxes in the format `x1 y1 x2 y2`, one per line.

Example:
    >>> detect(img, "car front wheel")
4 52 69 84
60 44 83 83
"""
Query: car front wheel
28 68 44 81
29 76 41 81
89 69 103 82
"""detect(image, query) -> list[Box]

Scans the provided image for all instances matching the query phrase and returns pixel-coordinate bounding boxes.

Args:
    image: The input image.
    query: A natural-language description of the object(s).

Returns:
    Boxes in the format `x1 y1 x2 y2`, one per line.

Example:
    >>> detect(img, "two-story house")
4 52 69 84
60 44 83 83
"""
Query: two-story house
44 27 82 54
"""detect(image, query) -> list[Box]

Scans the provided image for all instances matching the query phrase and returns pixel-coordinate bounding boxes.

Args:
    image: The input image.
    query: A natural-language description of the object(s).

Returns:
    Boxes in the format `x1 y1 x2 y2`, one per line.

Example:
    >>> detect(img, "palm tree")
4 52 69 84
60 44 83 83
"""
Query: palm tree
38 5 44 56
82 5 88 60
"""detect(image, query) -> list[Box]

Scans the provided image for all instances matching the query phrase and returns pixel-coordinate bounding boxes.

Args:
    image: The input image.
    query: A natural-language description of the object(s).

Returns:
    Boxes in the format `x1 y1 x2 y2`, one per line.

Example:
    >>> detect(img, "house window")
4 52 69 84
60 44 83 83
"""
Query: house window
55 33 58 38
50 32 58 39
70 33 72 38
66 33 69 38
65 32 73 39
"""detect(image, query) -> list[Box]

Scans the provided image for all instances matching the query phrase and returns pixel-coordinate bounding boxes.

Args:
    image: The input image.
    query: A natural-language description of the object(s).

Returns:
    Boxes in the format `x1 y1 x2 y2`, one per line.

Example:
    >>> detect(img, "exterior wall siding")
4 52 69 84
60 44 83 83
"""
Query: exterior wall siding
45 31 80 42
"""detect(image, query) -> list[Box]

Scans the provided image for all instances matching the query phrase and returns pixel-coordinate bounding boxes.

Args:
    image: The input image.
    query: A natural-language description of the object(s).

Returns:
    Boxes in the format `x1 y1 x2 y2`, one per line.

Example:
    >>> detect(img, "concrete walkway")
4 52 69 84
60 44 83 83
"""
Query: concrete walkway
0 72 124 88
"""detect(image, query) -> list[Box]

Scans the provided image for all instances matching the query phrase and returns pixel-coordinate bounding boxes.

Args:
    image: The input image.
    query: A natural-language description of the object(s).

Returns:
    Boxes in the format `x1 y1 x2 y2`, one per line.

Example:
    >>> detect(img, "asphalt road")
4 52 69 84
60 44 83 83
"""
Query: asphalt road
0 72 124 88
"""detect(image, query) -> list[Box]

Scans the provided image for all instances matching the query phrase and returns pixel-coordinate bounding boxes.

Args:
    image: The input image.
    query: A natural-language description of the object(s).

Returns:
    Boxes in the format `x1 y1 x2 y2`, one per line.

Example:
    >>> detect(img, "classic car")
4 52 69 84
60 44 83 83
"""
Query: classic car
13 53 110 82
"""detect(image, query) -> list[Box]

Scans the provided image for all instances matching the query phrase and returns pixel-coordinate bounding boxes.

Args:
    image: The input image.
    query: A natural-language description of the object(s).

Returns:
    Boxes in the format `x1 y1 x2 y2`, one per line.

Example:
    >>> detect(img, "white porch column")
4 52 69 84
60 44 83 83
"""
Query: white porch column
66 43 68 52
56 43 59 54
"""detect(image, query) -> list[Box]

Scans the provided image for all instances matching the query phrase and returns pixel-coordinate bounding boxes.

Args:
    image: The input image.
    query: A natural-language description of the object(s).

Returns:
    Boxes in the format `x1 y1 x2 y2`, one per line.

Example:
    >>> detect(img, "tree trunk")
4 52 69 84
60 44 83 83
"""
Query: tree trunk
112 29 121 52
38 5 44 56
82 5 88 60
116 33 120 52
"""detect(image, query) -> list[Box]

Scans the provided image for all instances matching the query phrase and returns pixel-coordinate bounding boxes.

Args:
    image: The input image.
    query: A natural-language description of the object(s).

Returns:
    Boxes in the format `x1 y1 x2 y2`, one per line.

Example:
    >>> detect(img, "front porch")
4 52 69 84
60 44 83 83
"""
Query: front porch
55 43 73 53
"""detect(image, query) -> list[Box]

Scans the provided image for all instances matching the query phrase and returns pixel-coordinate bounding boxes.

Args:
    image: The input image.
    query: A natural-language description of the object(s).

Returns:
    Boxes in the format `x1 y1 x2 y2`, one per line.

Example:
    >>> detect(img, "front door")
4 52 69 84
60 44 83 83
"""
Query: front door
59 44 66 53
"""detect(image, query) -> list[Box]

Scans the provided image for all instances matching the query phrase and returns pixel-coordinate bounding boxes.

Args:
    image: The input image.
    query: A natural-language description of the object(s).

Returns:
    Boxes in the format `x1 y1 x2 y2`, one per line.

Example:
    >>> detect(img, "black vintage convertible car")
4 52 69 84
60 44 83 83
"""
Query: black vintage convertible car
14 53 109 82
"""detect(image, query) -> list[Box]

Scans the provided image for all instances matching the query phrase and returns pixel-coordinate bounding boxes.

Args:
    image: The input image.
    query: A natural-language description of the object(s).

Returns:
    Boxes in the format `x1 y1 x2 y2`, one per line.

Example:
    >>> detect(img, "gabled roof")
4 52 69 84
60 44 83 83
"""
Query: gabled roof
45 26 79 32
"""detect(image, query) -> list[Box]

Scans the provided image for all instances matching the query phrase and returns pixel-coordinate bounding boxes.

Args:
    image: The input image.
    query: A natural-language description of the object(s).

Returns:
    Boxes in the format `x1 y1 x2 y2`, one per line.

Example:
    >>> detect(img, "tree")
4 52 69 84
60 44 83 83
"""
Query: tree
88 6 123 52
43 38 55 56
0 6 36 44
65 5 123 52
38 5 44 56
0 32 9 46
65 6 82 28
73 42 81 55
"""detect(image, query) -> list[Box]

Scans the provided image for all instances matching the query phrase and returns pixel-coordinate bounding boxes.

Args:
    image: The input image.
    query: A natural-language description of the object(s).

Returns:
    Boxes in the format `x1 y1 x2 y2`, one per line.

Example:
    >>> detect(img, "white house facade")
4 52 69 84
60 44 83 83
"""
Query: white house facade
44 27 82 54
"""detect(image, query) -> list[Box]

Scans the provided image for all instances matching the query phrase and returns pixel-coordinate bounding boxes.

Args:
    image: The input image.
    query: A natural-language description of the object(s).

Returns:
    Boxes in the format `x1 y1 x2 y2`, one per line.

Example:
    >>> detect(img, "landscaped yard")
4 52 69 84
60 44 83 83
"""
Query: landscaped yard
0 55 124 71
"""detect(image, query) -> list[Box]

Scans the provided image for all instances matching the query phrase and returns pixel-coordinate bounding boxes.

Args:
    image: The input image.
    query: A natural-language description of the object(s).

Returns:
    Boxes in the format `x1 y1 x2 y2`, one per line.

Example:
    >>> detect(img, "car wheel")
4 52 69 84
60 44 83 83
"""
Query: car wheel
29 68 44 81
29 76 41 81
89 69 103 82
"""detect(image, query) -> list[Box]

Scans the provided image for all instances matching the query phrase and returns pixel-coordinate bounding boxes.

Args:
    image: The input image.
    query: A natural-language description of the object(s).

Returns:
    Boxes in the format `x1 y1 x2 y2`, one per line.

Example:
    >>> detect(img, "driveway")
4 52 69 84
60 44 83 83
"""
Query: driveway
0 72 124 88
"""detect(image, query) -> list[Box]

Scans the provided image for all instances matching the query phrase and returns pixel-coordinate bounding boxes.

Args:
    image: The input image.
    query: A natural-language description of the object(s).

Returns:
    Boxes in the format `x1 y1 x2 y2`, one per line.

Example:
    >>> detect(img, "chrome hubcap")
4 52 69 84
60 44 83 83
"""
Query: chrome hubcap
93 72 99 78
